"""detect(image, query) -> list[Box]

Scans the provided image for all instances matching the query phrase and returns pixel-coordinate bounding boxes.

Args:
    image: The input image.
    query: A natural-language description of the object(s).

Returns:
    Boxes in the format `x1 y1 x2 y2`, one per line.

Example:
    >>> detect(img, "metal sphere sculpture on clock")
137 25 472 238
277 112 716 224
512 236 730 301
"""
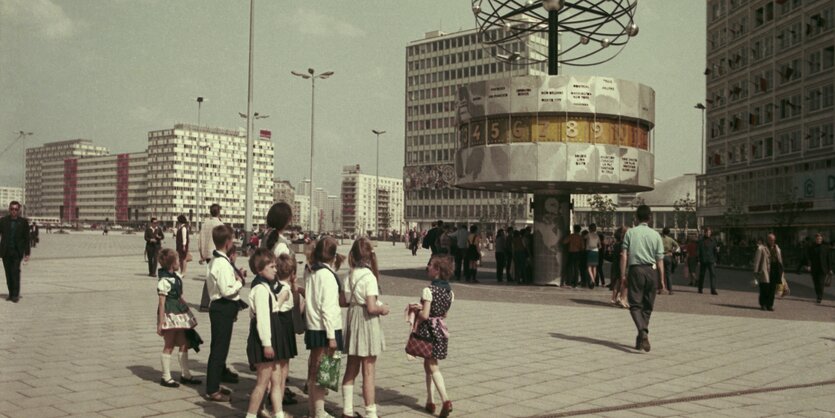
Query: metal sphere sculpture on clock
471 0 639 72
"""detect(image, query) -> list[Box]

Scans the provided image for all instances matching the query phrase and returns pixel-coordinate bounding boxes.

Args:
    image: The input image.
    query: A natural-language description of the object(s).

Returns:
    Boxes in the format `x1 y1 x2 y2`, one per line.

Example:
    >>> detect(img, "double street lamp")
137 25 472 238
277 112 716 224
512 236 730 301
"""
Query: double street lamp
291 68 334 235
372 129 386 239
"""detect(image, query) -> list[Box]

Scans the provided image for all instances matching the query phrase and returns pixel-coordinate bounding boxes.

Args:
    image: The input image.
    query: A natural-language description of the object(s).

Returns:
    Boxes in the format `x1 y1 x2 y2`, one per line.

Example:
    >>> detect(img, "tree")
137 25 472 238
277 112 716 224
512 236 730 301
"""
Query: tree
495 192 521 228
673 193 697 238
721 200 748 243
588 194 617 231
772 189 808 244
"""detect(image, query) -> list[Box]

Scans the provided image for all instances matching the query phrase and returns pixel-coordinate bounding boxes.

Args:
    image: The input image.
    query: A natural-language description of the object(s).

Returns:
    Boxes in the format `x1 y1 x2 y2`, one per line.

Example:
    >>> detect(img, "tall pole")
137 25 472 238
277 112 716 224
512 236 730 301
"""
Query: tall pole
244 0 255 236
372 129 385 238
17 131 33 216
196 97 203 232
309 78 315 234
700 107 705 174
548 9 559 75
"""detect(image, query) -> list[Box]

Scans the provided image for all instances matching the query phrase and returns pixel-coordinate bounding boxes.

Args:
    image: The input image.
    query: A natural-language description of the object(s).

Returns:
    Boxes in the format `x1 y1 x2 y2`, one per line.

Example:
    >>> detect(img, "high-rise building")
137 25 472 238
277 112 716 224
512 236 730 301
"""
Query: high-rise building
403 28 547 231
0 187 24 215
293 195 310 231
40 153 148 223
324 195 342 233
342 164 404 237
25 139 109 217
273 180 295 204
146 124 275 226
700 0 835 239
296 179 312 197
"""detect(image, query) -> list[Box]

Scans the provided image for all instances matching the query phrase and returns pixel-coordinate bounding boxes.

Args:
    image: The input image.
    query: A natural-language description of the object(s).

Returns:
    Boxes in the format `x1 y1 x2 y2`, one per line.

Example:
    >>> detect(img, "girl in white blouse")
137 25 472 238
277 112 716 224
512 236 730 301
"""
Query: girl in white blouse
304 237 347 418
341 238 390 418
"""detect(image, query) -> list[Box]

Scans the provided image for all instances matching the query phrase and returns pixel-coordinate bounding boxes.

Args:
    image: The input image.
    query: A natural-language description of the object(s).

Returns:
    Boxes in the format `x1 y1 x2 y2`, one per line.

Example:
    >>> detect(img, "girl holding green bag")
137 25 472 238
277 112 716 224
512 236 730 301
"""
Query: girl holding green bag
304 237 347 418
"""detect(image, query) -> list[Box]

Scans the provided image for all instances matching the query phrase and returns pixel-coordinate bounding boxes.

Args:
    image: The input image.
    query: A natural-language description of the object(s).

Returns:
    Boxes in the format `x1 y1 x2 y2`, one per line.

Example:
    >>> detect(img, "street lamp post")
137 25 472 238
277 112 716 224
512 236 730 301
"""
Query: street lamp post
695 103 706 174
195 97 204 231
291 68 334 236
15 131 33 216
372 129 386 239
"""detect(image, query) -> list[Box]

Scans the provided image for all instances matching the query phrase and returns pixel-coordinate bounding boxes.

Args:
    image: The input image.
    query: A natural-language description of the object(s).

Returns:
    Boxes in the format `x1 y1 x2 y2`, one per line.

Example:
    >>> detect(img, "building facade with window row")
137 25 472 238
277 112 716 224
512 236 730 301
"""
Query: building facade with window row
403 28 548 231
700 0 835 242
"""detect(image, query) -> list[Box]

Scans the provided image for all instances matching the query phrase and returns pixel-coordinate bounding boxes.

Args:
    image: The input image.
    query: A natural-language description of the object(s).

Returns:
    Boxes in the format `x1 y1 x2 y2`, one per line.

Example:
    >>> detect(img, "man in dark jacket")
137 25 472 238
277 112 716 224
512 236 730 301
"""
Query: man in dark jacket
697 227 719 295
144 217 164 277
0 201 31 302
806 233 832 304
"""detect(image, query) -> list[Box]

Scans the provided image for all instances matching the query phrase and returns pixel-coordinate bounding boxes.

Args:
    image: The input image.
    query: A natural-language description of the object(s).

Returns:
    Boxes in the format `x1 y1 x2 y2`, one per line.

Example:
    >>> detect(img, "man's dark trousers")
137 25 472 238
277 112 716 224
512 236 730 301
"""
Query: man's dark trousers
566 251 581 286
453 247 464 280
206 298 237 395
627 265 657 338
147 244 160 276
698 262 717 292
662 255 673 293
3 254 22 299
758 281 777 309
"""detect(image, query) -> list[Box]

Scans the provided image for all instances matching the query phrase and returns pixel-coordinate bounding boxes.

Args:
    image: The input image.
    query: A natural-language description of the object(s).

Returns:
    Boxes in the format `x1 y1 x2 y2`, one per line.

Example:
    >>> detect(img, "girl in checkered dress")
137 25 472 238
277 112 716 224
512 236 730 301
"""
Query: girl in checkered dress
410 254 455 418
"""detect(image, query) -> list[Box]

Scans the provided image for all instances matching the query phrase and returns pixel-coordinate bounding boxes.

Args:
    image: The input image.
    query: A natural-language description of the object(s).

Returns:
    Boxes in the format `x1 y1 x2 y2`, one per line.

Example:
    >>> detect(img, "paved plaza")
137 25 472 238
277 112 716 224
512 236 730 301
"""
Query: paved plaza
0 232 833 418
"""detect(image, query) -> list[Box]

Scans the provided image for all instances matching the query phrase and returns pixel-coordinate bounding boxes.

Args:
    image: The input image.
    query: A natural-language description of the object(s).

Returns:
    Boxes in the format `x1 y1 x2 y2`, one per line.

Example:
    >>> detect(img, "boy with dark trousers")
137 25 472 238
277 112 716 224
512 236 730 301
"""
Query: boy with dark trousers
205 225 244 402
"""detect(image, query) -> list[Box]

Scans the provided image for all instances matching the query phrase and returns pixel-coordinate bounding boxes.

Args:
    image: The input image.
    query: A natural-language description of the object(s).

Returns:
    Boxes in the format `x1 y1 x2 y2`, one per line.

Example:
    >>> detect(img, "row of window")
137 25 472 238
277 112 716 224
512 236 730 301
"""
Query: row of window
709 38 833 83
407 61 528 87
407 29 536 57
708 121 834 168
405 203 527 220
709 84 834 138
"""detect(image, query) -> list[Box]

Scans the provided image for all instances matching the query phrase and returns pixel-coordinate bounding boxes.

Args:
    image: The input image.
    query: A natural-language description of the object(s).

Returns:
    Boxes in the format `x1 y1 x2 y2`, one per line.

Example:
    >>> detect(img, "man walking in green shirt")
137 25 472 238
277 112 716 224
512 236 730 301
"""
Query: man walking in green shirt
619 205 665 352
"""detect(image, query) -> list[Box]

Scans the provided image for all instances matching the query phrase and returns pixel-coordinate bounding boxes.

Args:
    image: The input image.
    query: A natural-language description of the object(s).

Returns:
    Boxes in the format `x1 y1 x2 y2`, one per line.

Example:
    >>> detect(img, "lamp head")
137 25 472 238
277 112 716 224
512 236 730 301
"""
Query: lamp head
308 68 315 75
372 130 386 135
319 71 335 79
197 96 204 103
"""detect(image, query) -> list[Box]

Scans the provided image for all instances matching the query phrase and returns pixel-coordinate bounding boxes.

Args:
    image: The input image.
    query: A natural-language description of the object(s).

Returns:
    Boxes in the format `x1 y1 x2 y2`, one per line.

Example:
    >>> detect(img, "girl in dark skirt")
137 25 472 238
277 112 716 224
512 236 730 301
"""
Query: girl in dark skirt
304 237 347 418
245 249 296 418
156 249 199 388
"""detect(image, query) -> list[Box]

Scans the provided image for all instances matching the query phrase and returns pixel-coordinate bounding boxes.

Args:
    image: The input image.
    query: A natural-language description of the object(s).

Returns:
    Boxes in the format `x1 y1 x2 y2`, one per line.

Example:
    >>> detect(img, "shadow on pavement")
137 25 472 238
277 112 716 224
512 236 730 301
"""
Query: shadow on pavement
569 298 617 308
712 303 763 311
549 332 639 354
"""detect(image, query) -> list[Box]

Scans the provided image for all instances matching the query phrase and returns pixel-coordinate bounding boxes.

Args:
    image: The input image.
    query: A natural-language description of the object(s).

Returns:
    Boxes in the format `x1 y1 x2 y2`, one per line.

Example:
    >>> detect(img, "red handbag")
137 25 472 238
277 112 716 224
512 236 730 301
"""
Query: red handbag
405 333 433 358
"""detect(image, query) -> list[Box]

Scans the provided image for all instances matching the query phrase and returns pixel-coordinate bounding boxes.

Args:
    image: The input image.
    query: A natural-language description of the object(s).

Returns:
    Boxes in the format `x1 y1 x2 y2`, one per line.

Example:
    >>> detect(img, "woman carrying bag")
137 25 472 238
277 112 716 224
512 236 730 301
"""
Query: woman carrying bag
752 233 784 311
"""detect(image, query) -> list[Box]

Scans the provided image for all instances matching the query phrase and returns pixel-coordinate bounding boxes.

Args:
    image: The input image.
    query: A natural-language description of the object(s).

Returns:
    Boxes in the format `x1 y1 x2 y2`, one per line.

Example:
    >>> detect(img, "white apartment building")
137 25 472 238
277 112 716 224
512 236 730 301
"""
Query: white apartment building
293 194 310 231
40 153 148 223
342 164 404 237
700 0 835 241
404 28 548 231
323 195 342 233
0 187 23 214
274 179 295 204
25 139 109 217
146 124 275 227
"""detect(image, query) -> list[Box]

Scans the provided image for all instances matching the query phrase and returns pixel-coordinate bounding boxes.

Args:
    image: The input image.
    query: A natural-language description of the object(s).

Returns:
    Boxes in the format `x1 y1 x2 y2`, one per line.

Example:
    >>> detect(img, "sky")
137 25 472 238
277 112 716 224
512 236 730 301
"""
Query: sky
0 0 706 196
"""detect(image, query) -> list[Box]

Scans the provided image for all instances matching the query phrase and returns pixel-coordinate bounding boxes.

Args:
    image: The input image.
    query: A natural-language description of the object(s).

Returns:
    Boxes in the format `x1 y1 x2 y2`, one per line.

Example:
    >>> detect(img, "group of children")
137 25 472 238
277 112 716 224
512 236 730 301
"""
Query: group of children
155 202 456 418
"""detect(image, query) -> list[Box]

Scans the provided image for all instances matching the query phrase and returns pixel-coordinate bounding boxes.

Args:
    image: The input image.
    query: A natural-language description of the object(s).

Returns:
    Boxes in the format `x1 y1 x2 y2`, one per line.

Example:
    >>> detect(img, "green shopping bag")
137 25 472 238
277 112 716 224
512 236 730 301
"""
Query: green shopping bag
316 353 341 391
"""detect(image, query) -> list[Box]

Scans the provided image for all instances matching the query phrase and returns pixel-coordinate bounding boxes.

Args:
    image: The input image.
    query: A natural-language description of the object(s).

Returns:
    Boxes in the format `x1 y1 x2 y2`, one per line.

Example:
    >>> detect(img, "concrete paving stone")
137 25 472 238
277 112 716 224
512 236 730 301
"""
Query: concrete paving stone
145 398 203 413
10 394 66 409
55 400 114 415
100 393 154 409
5 405 68 418
99 405 159 418
598 409 656 418
16 384 73 398
57 390 119 404
634 405 698 417
0 372 35 383
0 401 18 416
487 403 545 417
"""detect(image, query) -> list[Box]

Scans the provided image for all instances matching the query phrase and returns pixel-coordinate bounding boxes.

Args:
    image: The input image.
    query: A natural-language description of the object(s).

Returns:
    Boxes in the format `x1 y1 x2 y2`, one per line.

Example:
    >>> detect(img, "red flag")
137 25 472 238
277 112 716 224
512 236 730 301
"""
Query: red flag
260 129 271 139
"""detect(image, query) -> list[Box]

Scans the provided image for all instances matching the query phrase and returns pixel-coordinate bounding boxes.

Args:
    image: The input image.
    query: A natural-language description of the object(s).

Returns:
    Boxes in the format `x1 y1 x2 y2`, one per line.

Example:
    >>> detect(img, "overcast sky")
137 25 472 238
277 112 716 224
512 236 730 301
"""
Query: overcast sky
0 0 705 196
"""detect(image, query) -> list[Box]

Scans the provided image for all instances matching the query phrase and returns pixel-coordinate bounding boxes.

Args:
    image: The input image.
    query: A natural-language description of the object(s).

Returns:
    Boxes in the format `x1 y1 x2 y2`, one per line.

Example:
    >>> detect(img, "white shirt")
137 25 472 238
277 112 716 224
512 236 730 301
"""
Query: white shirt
157 272 182 296
304 264 342 338
207 251 241 301
248 282 278 347
179 225 189 248
456 228 468 248
199 217 223 260
344 267 379 306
